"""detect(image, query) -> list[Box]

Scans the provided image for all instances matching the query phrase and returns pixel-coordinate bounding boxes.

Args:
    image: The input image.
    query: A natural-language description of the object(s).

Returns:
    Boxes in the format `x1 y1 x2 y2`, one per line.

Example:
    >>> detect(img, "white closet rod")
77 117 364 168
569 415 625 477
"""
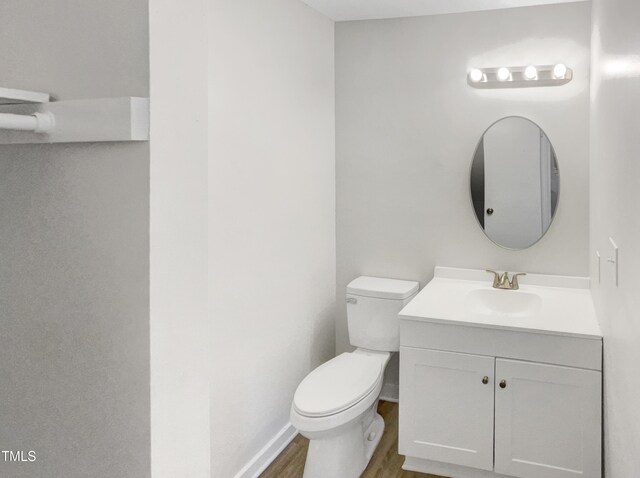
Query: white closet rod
0 111 55 133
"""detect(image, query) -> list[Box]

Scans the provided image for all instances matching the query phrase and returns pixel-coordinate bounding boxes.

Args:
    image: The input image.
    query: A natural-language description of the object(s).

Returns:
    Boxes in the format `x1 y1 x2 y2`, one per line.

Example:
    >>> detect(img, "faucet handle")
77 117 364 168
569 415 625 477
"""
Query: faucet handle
509 273 527 289
486 270 501 287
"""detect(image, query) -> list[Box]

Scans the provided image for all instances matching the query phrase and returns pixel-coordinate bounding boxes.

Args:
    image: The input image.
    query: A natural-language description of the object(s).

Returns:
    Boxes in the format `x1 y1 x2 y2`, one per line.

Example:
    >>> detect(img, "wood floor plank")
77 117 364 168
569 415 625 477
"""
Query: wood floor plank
259 401 447 478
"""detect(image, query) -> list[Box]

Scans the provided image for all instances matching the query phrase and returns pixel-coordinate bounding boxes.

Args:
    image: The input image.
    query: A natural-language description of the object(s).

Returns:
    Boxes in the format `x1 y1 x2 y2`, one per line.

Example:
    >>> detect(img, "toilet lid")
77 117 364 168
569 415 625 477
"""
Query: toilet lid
293 353 383 418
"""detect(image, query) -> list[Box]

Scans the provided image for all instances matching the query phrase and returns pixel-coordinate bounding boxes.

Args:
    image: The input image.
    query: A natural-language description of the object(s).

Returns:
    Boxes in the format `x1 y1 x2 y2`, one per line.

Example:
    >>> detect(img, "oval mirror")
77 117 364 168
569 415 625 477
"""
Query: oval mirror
470 116 559 250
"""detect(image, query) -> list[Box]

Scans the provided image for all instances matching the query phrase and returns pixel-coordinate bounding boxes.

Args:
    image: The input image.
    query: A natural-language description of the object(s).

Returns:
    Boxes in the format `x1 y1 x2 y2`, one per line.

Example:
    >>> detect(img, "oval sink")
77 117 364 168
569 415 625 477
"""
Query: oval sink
466 288 542 318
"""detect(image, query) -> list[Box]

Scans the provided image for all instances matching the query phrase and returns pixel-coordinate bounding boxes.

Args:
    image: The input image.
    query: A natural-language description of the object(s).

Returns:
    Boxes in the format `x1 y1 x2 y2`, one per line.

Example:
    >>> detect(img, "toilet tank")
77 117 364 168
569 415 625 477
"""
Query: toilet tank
346 276 419 352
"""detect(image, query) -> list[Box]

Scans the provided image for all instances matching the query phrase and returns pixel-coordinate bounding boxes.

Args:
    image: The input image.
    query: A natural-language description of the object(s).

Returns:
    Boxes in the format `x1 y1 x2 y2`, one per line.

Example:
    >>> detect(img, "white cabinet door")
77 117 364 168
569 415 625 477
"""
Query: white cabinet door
494 359 602 478
399 347 495 470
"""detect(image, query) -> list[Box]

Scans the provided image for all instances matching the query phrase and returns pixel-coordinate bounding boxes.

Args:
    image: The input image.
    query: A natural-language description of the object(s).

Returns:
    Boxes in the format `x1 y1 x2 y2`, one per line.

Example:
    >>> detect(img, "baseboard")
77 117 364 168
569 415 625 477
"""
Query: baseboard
379 394 399 403
380 382 399 403
233 422 298 478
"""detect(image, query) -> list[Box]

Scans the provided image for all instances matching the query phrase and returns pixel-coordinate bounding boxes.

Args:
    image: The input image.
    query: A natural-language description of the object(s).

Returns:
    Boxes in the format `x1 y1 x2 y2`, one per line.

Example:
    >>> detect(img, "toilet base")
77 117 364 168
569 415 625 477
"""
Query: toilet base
301 403 385 478
364 412 384 462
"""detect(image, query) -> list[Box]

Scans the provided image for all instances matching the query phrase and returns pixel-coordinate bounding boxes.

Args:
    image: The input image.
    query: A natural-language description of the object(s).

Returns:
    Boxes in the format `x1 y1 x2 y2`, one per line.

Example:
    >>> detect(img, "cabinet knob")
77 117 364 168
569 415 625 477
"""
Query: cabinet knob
482 376 489 384
486 208 494 215
499 380 507 389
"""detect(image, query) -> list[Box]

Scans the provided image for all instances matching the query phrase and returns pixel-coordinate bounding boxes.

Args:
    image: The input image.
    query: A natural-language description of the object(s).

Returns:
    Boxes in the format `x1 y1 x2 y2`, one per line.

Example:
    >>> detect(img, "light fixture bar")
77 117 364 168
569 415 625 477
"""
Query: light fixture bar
467 64 573 89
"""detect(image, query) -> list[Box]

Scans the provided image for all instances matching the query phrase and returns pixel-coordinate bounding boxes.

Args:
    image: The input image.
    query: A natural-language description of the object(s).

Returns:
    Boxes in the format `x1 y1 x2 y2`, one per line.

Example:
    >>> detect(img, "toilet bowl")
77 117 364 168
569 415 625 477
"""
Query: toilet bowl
290 276 419 478
291 349 390 478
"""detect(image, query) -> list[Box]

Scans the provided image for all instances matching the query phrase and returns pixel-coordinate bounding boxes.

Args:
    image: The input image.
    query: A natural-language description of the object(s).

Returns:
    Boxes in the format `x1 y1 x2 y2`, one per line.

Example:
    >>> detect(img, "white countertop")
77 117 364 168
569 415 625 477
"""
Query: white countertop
399 267 602 339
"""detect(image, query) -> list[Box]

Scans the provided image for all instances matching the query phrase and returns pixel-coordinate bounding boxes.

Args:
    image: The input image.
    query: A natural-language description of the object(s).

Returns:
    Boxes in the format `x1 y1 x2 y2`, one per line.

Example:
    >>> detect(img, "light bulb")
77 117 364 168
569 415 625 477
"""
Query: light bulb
524 65 537 80
553 63 567 79
497 67 511 81
469 68 484 83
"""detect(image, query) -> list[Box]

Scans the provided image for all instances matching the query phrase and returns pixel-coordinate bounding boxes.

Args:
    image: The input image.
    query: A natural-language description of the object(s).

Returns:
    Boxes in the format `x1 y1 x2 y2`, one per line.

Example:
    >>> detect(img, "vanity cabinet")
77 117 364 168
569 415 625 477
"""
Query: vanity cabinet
399 342 602 478
397 267 603 478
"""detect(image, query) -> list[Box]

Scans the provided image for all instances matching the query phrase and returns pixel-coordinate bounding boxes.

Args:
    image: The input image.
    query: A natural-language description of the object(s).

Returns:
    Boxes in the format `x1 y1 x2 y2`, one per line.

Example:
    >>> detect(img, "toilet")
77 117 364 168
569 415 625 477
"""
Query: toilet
290 276 419 478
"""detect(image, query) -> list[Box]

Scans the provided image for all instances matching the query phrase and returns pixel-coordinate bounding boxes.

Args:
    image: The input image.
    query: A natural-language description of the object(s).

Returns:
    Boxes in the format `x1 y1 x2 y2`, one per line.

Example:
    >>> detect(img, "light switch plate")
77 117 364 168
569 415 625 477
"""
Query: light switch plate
608 237 619 286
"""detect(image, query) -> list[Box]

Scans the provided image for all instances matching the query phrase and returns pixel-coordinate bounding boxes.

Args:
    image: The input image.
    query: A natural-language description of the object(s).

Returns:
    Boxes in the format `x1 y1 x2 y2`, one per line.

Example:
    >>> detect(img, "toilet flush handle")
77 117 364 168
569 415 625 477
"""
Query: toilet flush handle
346 297 357 304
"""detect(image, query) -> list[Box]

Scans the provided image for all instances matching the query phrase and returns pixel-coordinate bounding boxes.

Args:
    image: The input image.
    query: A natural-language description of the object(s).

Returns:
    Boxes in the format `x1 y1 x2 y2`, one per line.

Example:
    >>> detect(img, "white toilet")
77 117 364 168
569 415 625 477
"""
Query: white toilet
290 276 419 478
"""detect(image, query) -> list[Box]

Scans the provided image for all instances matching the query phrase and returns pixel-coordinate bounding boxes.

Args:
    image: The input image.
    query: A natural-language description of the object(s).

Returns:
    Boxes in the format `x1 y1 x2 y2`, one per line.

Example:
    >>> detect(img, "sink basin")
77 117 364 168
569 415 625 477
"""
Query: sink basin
465 288 542 318
398 266 603 338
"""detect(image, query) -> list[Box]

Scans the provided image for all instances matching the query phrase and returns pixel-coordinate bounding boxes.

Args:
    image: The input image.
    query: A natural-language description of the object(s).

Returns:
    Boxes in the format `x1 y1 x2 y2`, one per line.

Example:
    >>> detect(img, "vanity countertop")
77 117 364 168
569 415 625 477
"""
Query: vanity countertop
400 267 602 340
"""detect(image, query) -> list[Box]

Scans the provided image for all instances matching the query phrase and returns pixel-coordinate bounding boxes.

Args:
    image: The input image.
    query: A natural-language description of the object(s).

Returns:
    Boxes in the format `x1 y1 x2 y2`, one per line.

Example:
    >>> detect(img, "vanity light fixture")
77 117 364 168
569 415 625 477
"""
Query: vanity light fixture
467 64 573 89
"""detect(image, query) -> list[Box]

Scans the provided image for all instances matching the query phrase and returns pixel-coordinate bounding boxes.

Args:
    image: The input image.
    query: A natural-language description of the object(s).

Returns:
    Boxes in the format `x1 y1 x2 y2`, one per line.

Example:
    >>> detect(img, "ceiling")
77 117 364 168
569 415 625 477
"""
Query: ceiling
300 0 589 21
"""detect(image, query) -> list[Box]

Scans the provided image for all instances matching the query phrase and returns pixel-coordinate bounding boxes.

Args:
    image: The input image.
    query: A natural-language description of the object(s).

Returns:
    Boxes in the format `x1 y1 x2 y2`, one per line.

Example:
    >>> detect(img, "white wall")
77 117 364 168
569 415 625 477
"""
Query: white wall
589 0 640 475
149 0 210 477
208 1 336 477
335 3 592 364
0 1 150 477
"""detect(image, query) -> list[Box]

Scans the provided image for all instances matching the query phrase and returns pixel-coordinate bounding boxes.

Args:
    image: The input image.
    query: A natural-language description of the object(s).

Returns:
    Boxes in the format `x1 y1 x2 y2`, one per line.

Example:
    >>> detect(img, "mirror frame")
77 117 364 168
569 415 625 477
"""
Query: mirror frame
468 115 561 250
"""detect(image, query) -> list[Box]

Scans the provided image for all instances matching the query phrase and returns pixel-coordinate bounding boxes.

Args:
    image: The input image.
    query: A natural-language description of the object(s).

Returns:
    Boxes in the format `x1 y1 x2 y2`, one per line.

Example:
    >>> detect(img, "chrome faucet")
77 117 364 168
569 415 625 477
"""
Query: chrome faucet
486 270 527 290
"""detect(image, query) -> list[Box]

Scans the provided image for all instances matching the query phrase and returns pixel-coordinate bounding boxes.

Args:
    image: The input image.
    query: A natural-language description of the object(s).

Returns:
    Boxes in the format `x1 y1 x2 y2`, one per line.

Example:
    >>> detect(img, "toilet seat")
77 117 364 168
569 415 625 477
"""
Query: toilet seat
293 352 384 418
